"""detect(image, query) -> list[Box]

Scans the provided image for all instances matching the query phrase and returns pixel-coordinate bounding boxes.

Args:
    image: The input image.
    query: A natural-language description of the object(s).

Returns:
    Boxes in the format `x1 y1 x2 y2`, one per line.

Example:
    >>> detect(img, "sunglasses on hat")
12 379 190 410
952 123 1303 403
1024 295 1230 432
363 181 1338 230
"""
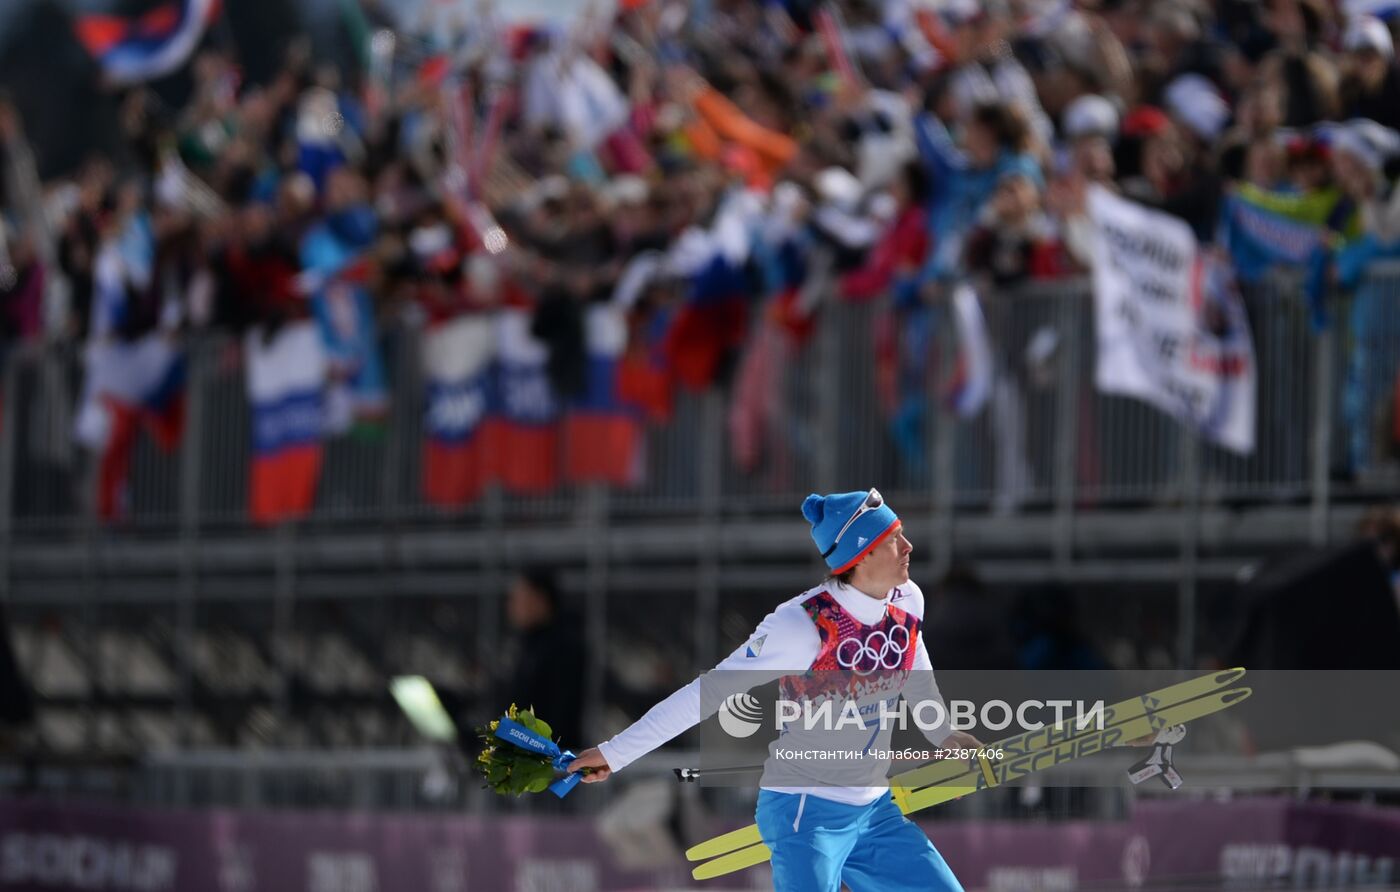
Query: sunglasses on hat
822 488 884 559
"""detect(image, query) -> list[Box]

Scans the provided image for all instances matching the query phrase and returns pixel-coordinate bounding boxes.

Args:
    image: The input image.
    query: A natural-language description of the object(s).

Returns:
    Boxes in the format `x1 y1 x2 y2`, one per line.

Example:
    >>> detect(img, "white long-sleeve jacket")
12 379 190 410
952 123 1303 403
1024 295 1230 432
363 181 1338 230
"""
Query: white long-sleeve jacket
598 579 952 806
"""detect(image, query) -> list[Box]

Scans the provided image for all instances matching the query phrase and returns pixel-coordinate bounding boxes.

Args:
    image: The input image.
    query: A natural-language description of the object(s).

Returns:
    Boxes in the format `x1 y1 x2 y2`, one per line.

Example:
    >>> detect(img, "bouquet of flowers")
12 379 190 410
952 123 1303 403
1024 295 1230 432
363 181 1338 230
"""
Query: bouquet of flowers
474 704 583 798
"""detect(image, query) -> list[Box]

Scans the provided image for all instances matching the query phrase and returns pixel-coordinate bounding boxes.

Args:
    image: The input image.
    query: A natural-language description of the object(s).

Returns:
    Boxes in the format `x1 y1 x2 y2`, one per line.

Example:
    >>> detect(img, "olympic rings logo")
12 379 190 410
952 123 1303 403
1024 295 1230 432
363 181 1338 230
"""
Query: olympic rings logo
835 625 911 675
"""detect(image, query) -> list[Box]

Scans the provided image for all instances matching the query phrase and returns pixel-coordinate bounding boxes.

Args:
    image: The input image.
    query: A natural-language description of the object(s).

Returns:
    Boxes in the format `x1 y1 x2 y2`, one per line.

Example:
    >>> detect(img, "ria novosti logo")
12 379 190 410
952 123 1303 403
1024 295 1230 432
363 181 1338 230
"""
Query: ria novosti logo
716 694 1107 738
717 693 764 738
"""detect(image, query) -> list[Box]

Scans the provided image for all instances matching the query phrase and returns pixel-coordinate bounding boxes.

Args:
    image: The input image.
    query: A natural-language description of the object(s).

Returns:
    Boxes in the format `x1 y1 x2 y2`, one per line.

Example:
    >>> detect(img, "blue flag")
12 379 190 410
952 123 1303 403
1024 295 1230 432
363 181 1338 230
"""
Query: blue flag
1219 194 1333 329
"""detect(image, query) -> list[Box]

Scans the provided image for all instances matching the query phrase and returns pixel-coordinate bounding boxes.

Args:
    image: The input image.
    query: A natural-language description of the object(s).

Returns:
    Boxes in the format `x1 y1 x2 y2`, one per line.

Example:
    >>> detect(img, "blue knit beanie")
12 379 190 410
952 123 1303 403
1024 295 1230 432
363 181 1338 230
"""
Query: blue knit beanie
802 490 901 573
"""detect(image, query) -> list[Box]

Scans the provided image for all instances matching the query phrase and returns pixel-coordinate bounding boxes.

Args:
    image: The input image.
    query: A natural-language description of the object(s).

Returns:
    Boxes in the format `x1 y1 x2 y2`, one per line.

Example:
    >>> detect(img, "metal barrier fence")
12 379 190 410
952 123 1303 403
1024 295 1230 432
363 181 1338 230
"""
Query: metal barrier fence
5 271 1400 537
6 270 1400 782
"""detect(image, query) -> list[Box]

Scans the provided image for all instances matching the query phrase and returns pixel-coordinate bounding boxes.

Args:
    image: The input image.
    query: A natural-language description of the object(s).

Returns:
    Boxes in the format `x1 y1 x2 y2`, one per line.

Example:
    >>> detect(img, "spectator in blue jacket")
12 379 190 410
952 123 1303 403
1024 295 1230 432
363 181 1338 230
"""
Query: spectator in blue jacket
913 99 1042 282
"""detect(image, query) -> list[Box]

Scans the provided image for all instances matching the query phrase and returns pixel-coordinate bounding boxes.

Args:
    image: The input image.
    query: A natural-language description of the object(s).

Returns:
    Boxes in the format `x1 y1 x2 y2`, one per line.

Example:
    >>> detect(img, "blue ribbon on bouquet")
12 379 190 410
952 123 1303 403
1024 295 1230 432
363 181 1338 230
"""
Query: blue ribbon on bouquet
493 716 583 798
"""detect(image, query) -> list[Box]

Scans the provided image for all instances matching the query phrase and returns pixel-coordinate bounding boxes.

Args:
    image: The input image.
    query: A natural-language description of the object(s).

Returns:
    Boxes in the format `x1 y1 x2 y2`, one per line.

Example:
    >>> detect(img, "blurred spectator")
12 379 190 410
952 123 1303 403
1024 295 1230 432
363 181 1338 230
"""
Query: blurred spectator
1333 120 1400 478
944 0 1054 146
211 200 303 337
1254 47 1341 129
915 100 1040 280
1341 17 1400 131
1119 106 1221 241
0 226 44 349
964 169 1065 287
498 567 585 748
841 160 928 300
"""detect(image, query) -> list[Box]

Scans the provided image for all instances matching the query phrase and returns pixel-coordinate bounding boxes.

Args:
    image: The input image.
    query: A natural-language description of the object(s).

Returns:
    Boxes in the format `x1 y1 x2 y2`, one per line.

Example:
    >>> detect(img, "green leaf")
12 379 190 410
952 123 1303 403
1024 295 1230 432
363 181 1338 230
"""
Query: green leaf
514 708 553 740
515 759 554 794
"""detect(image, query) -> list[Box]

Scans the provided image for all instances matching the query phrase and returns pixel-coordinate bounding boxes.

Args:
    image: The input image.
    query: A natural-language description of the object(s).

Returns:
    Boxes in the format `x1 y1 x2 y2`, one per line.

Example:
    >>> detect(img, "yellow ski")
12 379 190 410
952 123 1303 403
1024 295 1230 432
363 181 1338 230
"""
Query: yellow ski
685 668 1244 863
694 688 1254 879
691 686 1251 880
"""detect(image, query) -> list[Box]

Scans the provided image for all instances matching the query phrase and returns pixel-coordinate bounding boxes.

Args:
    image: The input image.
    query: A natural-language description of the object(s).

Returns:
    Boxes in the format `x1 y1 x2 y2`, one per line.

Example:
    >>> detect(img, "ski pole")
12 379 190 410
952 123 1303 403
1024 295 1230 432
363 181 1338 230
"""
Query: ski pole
673 765 765 783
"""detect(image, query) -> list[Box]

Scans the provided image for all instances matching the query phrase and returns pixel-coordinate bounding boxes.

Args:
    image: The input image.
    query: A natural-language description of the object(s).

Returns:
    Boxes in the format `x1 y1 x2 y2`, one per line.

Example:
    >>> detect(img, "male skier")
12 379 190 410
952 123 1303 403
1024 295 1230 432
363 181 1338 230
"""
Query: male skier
568 489 982 892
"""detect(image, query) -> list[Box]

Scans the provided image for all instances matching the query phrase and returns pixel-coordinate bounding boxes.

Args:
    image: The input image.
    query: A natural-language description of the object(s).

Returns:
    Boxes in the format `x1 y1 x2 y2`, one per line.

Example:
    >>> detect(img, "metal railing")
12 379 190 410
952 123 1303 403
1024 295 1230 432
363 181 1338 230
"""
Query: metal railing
6 272 1398 536
6 269 1400 777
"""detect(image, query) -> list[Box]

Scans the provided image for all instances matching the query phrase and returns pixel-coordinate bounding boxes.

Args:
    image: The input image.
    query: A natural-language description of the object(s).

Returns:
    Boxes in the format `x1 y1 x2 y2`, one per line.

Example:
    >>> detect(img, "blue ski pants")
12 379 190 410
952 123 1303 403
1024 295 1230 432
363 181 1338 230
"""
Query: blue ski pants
755 789 964 892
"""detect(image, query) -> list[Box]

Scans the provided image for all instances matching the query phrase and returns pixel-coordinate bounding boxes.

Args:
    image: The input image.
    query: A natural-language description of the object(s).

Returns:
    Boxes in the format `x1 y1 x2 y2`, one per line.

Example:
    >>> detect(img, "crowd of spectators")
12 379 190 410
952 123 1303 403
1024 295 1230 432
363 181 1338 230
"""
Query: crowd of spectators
1 0 1400 486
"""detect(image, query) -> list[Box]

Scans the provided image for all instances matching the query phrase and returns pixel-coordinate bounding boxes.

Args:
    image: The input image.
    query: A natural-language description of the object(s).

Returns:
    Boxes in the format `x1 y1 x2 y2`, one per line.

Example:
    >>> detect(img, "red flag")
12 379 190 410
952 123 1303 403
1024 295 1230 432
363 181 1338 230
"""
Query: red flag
616 353 673 423
662 298 748 391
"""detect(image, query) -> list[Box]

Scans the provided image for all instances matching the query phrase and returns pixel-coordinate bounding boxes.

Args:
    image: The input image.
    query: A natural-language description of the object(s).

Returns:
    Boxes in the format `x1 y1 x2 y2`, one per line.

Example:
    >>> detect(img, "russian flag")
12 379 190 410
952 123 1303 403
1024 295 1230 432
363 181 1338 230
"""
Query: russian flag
422 315 495 507
663 248 751 391
564 305 642 487
246 322 326 526
74 0 222 86
485 306 559 494
662 191 762 390
76 335 186 521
